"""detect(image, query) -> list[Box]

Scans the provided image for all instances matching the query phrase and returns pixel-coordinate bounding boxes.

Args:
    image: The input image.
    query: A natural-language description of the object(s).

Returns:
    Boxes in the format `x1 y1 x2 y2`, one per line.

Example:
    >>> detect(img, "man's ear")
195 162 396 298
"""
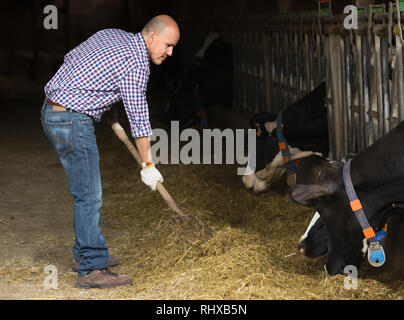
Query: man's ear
149 30 157 41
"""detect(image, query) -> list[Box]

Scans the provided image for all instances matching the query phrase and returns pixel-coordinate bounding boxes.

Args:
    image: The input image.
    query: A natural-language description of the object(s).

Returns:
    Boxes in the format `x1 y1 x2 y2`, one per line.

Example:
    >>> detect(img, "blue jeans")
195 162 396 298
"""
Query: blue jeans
40 101 109 276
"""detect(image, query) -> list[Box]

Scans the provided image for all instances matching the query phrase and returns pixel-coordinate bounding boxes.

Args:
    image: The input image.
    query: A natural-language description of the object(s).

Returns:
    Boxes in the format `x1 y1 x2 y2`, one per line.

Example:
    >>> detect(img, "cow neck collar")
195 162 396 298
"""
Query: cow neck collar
276 110 298 173
342 158 386 267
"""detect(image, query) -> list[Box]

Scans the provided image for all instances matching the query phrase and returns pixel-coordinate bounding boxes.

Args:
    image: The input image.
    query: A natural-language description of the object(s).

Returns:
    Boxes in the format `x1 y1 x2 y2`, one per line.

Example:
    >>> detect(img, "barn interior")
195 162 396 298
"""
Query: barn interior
1 0 404 300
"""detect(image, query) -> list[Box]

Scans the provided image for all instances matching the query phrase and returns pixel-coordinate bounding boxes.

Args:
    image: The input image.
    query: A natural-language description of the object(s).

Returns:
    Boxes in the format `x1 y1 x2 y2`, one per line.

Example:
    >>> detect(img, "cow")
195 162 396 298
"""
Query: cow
166 32 233 129
242 81 329 193
299 202 404 277
289 120 404 276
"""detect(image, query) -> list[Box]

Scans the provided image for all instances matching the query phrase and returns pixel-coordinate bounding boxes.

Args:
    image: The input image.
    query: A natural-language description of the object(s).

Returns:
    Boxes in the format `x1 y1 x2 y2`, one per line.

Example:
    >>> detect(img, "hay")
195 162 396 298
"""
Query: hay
3 101 404 299
64 112 404 300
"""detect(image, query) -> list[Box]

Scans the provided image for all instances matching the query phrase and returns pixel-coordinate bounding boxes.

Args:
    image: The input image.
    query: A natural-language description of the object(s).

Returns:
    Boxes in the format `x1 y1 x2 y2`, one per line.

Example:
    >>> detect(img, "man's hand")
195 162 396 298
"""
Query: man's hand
140 162 163 191
135 137 163 190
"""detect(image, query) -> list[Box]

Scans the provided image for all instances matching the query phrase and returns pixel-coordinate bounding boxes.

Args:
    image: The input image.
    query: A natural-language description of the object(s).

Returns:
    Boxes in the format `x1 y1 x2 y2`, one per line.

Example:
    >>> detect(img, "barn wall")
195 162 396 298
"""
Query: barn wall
2 0 403 162
0 0 282 88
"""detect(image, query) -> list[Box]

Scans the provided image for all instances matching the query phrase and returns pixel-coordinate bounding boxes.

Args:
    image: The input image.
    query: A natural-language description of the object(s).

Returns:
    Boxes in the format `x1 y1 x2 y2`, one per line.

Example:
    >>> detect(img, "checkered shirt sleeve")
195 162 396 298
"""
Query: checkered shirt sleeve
119 67 152 138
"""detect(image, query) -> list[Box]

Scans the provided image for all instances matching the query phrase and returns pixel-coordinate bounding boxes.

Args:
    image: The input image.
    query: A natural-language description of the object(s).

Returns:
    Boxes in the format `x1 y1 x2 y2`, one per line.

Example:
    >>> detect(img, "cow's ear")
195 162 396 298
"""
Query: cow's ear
289 185 320 207
289 182 338 207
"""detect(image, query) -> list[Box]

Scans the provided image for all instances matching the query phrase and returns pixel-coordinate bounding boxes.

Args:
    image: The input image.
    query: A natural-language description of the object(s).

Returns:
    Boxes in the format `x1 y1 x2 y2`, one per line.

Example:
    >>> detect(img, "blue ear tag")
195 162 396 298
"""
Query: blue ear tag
367 242 386 267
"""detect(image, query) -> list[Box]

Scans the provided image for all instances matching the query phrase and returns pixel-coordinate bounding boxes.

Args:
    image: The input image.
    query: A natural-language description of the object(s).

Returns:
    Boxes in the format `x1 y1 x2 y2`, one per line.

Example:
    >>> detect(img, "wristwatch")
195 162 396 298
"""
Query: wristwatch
141 161 154 168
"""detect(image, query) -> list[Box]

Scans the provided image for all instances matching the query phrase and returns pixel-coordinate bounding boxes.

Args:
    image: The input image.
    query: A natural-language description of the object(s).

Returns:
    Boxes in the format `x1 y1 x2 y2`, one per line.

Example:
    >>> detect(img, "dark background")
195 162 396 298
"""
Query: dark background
0 0 380 96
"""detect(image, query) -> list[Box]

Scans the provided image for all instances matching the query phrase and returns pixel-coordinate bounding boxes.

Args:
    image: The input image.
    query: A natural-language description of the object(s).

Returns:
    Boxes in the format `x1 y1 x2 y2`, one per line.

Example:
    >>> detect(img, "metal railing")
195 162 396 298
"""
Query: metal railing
322 2 404 160
231 11 328 115
230 1 404 160
180 1 404 161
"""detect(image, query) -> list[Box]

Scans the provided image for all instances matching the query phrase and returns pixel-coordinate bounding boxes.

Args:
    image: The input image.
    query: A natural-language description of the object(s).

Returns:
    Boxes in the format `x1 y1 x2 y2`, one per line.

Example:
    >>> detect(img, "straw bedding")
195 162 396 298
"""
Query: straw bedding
1 102 404 300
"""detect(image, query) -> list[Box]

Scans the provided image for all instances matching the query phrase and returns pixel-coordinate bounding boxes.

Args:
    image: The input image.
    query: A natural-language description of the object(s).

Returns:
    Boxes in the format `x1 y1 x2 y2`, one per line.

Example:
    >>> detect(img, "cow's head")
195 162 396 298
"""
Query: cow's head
289 164 367 275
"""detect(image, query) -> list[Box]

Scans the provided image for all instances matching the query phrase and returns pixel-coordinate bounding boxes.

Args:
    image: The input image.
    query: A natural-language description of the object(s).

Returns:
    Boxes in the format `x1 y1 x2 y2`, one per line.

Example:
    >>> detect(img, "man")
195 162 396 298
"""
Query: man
40 15 180 289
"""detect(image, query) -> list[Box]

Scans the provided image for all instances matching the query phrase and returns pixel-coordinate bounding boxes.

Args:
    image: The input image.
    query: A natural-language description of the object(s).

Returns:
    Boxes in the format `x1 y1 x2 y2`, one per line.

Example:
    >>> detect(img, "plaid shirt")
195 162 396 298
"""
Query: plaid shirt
45 29 152 138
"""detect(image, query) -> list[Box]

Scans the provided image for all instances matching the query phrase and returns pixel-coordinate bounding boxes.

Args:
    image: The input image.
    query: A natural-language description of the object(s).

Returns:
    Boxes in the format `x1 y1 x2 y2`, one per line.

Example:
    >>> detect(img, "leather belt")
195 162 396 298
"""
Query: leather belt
46 98 70 112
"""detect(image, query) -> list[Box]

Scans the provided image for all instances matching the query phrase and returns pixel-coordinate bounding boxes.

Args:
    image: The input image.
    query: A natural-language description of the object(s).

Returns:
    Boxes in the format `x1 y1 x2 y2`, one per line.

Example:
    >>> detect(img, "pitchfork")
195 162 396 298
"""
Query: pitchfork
105 116 213 248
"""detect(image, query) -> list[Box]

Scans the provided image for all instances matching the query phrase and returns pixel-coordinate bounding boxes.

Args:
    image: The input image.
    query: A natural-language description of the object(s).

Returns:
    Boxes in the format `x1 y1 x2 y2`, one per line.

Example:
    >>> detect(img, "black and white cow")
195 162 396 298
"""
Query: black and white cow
289 120 404 275
299 200 404 277
242 82 329 192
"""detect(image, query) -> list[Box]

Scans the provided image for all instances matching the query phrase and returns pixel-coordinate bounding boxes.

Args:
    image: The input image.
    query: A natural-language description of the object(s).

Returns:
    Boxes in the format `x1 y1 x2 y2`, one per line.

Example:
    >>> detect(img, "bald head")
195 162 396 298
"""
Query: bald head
142 15 179 36
141 15 180 65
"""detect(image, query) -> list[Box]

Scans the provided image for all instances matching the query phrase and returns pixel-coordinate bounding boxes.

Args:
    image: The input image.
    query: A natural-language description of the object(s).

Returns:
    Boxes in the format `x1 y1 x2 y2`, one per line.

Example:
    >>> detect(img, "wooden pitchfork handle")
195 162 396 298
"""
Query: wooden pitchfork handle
109 121 184 216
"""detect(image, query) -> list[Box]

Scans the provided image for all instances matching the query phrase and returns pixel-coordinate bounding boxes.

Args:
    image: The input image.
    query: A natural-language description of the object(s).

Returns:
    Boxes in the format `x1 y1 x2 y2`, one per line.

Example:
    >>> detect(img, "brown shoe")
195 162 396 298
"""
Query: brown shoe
76 268 133 289
72 254 119 272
